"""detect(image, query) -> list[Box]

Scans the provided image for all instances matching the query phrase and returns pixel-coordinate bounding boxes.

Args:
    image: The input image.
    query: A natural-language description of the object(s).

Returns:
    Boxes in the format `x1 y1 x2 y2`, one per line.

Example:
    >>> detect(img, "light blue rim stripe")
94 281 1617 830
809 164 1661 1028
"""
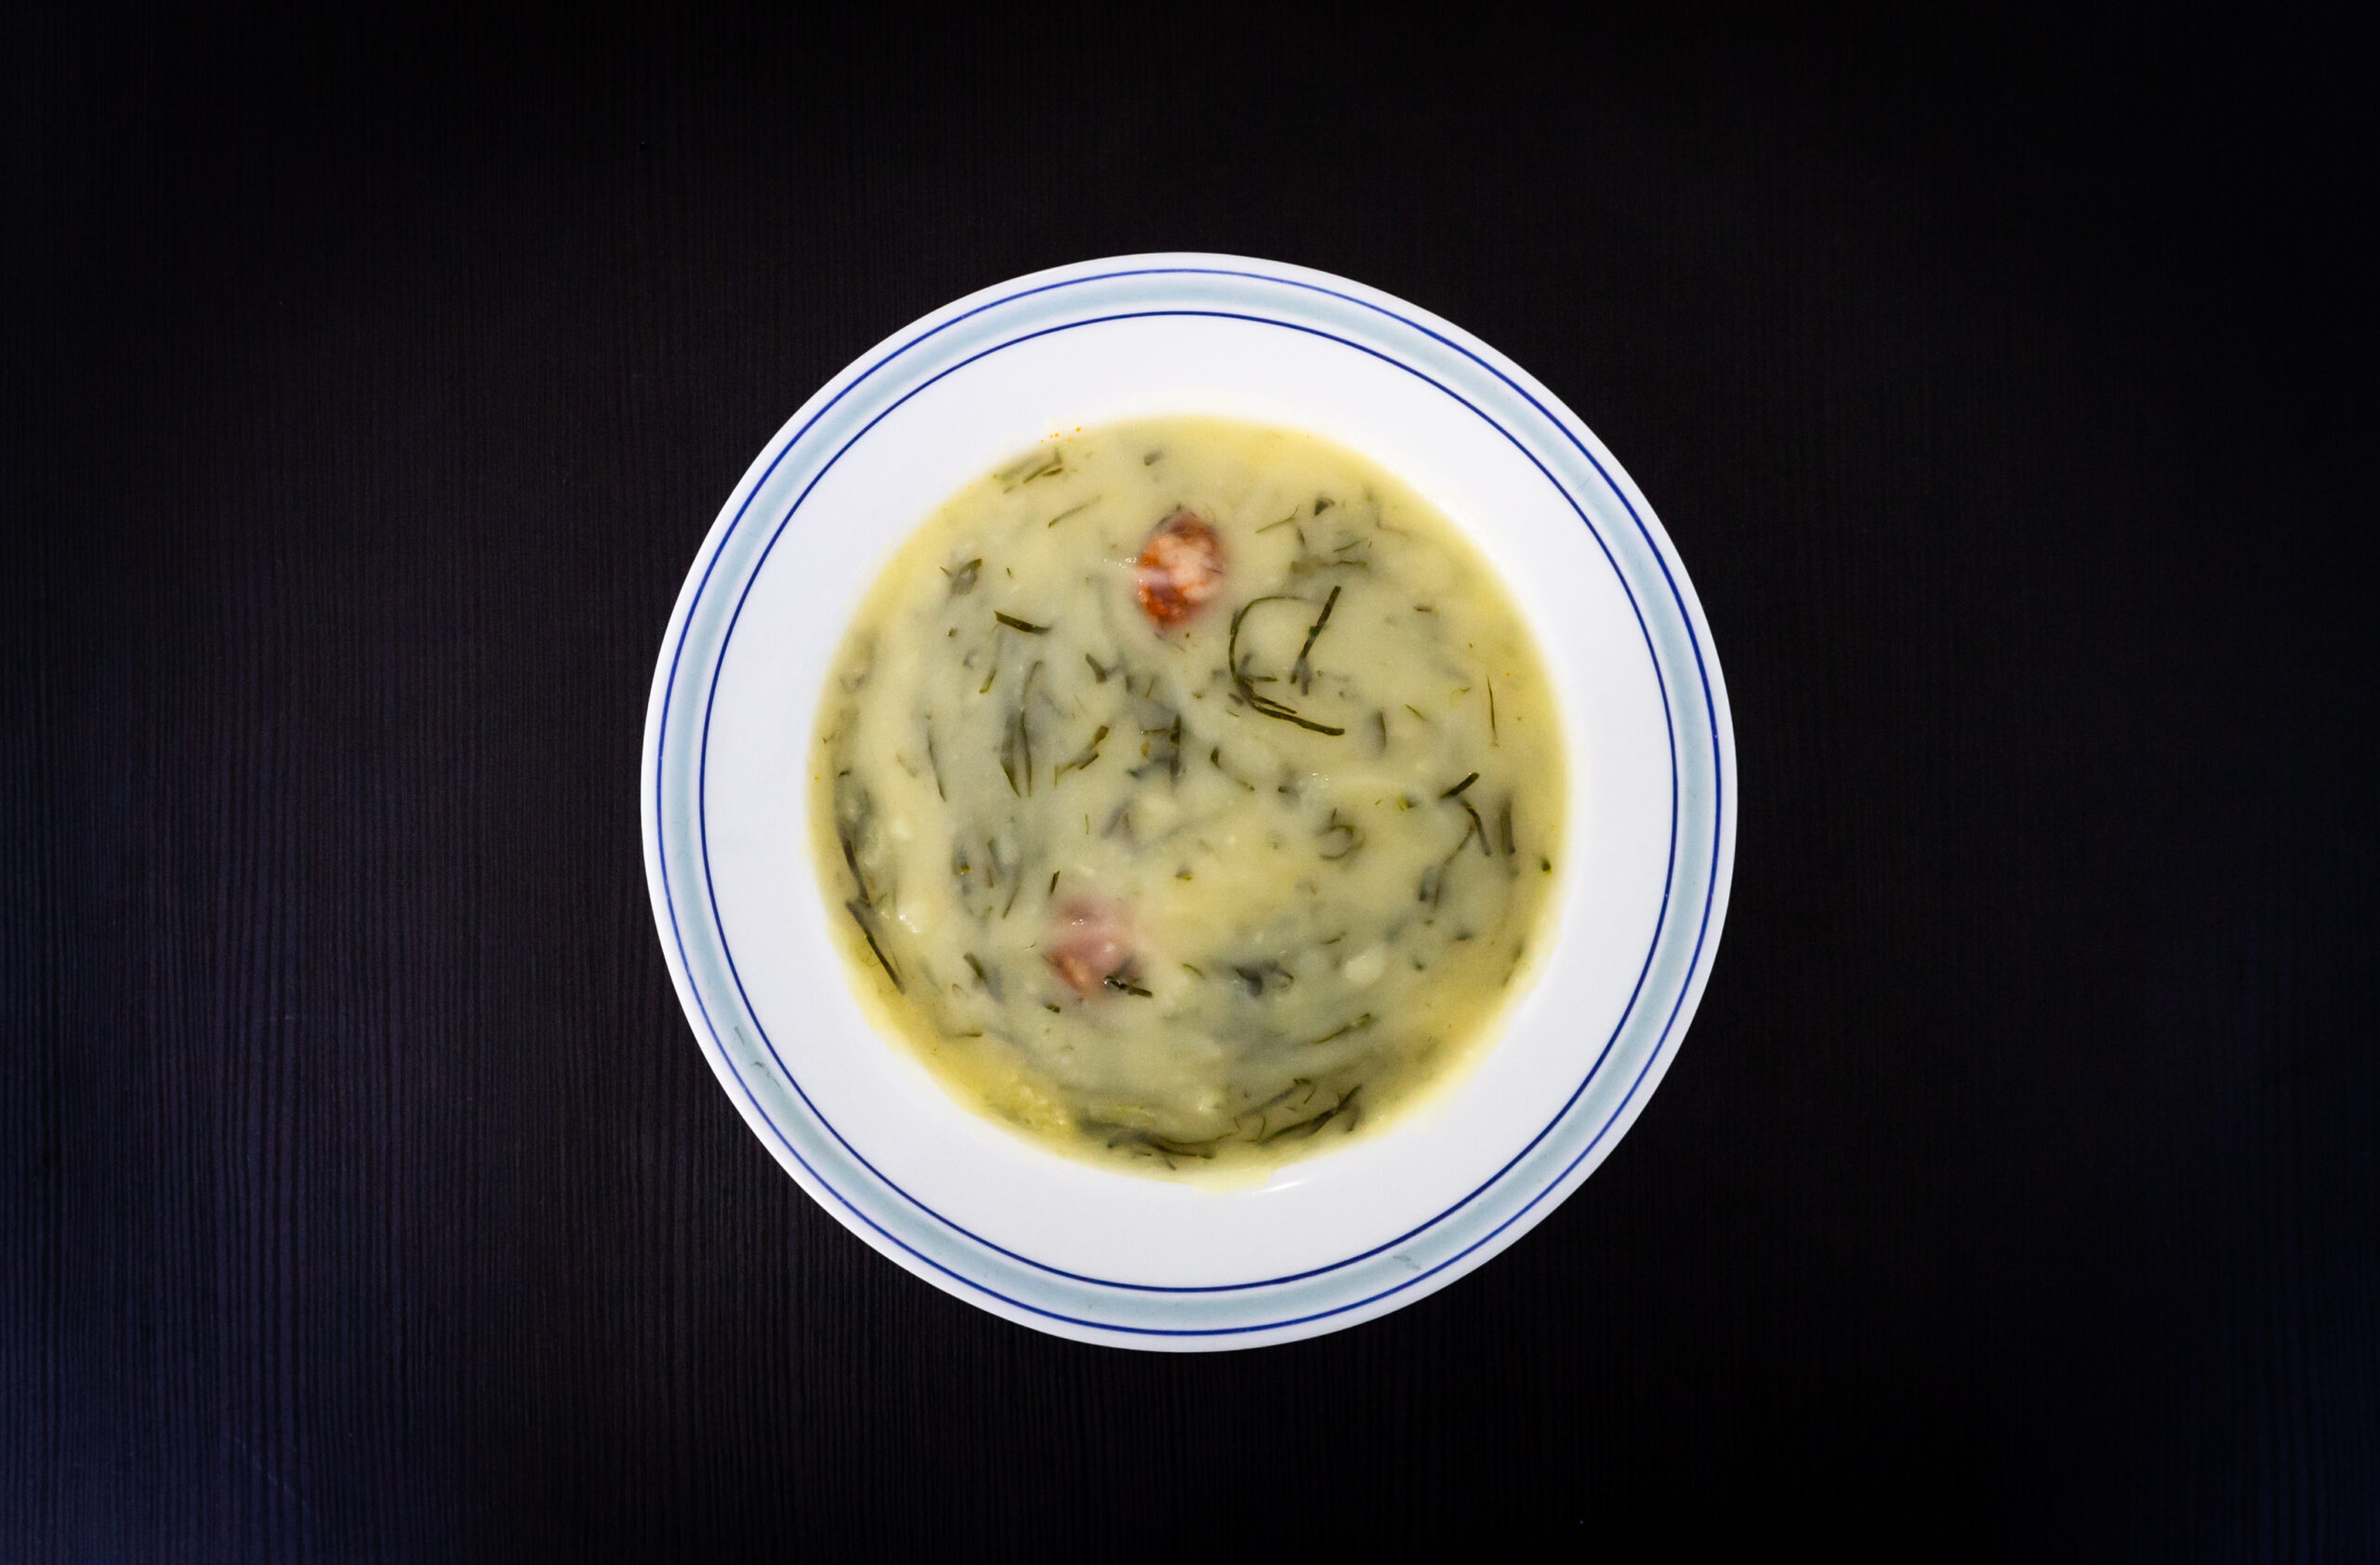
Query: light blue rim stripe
650 263 1726 1338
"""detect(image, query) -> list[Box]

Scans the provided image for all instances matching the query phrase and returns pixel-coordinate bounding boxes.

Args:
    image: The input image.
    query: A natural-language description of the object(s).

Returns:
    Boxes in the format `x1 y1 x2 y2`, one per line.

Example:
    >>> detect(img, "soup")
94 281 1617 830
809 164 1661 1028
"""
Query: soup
811 417 1563 1173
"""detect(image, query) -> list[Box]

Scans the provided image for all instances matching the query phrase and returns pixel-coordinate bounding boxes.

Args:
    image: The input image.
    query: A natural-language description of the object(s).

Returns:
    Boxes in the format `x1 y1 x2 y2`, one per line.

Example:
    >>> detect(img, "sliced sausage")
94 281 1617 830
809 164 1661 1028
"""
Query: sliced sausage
1046 899 1133 996
1133 509 1225 630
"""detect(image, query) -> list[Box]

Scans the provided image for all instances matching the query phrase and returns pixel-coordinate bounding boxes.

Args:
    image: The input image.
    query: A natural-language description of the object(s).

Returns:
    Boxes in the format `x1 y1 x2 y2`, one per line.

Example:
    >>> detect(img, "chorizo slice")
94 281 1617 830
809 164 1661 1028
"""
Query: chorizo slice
1133 509 1225 630
1046 898 1135 996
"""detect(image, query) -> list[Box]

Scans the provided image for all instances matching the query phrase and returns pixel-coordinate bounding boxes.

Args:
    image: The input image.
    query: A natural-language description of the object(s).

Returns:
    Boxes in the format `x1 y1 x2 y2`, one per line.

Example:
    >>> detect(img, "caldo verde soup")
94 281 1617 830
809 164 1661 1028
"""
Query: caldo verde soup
812 417 1563 1173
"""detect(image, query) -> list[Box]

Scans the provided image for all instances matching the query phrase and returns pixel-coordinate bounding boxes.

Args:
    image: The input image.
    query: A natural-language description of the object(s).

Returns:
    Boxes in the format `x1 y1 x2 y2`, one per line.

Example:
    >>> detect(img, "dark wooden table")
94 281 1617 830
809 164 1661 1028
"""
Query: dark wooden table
7 13 2374 1559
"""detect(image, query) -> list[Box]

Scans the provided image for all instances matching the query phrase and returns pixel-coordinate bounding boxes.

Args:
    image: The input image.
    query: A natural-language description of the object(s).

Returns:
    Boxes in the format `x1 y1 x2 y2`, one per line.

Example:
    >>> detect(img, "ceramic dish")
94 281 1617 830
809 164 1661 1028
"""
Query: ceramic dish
641 254 1735 1349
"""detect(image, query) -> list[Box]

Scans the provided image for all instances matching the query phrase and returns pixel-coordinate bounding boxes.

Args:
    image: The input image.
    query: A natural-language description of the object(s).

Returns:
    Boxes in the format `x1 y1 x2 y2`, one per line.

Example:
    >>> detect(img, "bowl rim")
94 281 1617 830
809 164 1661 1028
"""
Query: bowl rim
642 253 1736 1348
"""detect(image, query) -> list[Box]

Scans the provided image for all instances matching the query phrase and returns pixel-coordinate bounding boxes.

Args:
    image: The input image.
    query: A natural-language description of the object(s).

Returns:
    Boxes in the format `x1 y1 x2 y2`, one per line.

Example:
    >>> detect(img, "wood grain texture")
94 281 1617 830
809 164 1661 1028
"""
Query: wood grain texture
4 11 2374 1559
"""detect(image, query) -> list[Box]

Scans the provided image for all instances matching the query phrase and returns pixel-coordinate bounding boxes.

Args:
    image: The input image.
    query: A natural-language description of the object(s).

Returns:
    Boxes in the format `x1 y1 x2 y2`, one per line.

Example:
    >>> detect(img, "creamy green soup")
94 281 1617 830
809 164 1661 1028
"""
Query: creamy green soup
812 417 1563 1173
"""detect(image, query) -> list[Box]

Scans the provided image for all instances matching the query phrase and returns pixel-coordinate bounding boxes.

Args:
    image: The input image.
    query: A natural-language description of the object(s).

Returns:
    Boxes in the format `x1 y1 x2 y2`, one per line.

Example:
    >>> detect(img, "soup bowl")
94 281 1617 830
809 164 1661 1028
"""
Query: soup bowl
641 254 1736 1349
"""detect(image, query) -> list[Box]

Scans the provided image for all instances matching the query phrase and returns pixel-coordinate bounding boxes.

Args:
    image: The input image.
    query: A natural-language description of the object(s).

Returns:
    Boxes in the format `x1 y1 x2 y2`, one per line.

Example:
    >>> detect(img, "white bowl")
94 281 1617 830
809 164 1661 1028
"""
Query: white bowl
641 254 1736 1349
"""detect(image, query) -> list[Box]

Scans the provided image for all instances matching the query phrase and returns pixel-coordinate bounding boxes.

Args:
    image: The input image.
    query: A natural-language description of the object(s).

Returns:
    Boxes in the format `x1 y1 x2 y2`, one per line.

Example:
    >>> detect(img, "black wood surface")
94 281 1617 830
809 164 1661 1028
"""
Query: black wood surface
7 12 2375 1559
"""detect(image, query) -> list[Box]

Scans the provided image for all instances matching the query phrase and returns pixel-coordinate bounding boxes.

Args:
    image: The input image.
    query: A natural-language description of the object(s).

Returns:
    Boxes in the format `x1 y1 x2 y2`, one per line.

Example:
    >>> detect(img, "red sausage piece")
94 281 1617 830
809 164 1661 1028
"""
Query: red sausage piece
1047 899 1133 996
1133 509 1225 630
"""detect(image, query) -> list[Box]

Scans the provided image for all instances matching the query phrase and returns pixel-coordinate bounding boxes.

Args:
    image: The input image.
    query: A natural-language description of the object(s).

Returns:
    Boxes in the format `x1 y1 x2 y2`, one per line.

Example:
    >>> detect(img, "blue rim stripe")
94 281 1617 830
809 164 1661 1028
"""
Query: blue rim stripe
650 264 1726 1335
